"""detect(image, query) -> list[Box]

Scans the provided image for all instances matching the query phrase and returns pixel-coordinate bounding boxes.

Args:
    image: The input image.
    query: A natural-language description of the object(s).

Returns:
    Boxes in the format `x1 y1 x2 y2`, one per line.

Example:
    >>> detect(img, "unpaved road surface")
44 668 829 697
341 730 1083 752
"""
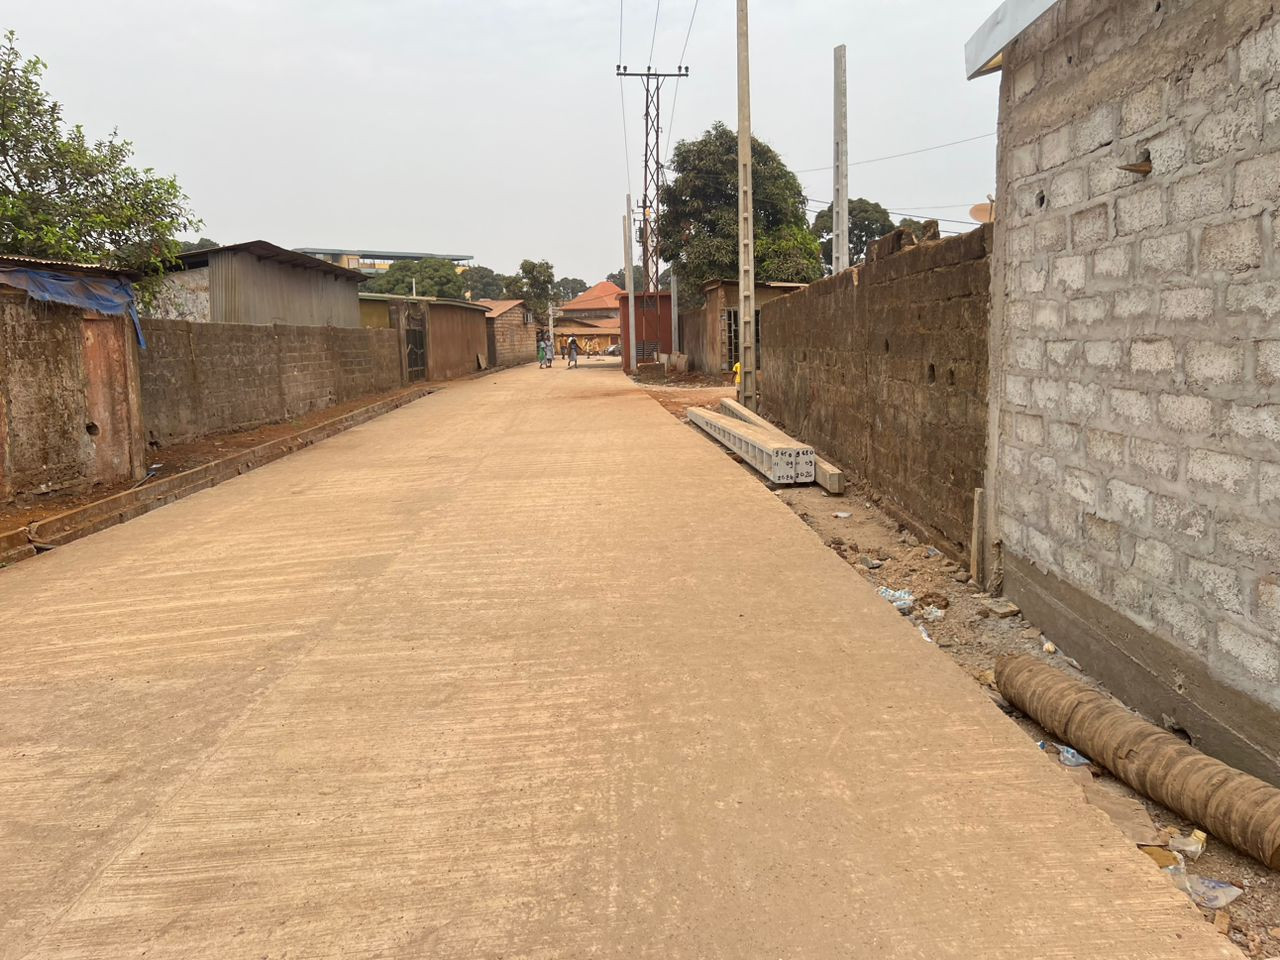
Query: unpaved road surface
0 359 1238 959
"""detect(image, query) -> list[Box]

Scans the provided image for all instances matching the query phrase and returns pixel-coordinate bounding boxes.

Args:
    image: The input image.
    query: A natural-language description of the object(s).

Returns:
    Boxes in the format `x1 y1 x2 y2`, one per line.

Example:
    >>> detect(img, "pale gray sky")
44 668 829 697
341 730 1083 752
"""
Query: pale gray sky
11 1 1001 281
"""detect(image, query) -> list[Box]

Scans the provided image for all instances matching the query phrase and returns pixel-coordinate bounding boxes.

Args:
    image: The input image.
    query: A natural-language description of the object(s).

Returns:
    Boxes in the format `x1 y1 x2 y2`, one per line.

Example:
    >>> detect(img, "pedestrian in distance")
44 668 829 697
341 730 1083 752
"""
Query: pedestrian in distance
567 335 581 368
537 337 547 368
546 335 554 367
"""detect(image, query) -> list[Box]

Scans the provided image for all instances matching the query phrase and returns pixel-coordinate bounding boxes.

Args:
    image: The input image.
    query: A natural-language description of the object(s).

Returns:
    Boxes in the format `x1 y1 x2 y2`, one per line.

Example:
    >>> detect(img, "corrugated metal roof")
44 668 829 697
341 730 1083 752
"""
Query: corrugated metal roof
357 292 488 312
0 253 139 279
175 241 366 282
295 247 473 263
965 0 1058 78
476 298 525 318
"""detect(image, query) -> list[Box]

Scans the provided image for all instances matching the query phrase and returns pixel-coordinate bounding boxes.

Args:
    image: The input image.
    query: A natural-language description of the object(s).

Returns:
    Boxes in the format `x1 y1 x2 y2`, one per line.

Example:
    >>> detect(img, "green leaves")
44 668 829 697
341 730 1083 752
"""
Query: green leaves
657 122 821 294
0 31 200 276
810 198 894 270
364 258 467 300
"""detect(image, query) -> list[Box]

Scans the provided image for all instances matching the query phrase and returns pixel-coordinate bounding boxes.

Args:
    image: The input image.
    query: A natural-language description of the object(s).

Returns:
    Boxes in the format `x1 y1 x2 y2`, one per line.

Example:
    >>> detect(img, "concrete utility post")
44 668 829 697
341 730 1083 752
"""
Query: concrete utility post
549 301 557 352
833 44 849 274
736 0 756 410
623 193 638 373
670 271 679 356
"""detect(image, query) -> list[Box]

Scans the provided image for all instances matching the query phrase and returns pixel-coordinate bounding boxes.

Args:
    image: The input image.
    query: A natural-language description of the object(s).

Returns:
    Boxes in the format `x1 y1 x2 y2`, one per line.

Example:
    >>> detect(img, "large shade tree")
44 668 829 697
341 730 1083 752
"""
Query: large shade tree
0 31 199 276
810 198 895 271
503 259 556 322
657 122 822 294
364 257 466 299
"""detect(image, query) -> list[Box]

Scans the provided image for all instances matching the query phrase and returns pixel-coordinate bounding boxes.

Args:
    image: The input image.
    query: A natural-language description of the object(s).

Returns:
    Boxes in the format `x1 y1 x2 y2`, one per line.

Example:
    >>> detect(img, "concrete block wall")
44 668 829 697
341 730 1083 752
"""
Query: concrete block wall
990 0 1280 773
760 227 992 558
488 305 536 368
139 317 402 445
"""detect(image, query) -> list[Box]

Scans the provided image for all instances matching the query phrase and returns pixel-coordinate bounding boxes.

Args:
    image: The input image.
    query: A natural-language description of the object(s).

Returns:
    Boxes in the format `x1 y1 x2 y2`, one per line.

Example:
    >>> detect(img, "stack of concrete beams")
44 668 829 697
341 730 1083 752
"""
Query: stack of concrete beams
687 406 816 485
717 399 846 494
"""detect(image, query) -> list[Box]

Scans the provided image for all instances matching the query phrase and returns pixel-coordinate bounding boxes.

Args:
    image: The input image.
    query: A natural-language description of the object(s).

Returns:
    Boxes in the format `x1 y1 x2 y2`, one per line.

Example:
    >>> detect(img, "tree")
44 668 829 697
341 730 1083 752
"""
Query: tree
364 257 465 299
658 122 821 292
896 218 928 240
0 31 200 276
462 264 507 300
606 265 643 290
553 276 588 302
810 198 894 271
503 259 556 321
177 237 219 253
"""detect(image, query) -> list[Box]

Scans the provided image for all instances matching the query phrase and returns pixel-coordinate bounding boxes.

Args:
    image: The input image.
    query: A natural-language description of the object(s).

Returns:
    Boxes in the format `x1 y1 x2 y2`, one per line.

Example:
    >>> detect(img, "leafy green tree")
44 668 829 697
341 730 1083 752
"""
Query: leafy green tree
658 122 820 292
606 266 643 290
177 237 219 253
810 198 894 271
462 264 507 300
364 257 465 299
503 259 556 321
896 218 928 240
0 31 200 276
553 276 588 302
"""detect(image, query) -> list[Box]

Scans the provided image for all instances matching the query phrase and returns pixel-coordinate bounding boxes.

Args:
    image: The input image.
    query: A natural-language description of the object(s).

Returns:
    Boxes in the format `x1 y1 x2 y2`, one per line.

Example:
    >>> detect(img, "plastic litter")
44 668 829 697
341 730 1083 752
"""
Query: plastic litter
925 546 942 558
832 511 852 519
876 586 915 615
1042 640 1057 654
1038 740 1092 767
1162 862 1243 909
922 605 946 622
918 625 934 643
1169 829 1207 861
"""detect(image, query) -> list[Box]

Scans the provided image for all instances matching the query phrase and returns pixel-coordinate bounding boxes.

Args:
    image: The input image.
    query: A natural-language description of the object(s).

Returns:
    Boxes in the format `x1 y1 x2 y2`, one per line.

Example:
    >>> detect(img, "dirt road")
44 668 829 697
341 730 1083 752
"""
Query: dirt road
0 359 1238 958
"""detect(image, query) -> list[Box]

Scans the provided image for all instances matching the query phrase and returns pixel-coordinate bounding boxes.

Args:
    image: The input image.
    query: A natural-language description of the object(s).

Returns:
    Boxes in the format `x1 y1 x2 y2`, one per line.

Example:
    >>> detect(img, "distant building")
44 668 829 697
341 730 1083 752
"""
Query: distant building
476 299 538 368
681 280 806 375
358 293 489 382
556 280 624 355
294 248 473 276
151 240 365 328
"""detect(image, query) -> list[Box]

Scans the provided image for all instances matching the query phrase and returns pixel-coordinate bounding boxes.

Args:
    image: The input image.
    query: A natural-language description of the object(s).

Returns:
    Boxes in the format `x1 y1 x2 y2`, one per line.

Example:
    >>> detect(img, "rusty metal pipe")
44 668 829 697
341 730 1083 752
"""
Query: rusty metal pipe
996 654 1280 869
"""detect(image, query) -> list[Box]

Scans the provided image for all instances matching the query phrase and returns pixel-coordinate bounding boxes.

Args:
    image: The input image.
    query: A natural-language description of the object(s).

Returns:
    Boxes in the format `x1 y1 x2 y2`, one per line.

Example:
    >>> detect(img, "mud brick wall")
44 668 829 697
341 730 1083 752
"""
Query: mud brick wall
989 0 1280 779
1 294 95 497
139 317 402 444
760 226 992 558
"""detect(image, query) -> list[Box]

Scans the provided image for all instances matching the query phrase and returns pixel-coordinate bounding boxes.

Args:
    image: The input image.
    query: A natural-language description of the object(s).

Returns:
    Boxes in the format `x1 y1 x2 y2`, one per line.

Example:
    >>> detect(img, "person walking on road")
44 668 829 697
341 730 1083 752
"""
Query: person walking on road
567 335 581 368
538 336 547 368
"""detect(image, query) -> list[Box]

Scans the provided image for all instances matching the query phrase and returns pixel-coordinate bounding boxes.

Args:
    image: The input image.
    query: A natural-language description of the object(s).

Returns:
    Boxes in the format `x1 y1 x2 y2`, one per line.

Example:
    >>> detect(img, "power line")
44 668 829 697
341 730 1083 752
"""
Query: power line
648 0 662 65
663 0 700 160
794 132 995 174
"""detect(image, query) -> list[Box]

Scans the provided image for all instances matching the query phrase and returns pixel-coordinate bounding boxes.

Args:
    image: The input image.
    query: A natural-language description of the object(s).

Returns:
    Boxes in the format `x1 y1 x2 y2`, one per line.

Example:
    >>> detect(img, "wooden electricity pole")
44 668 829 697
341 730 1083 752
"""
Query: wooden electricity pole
833 44 849 273
736 0 756 409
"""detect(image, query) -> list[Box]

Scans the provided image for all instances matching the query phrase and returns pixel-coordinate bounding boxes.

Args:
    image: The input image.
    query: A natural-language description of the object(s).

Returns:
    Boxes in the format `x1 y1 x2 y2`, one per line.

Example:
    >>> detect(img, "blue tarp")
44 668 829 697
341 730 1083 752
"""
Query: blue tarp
0 266 146 349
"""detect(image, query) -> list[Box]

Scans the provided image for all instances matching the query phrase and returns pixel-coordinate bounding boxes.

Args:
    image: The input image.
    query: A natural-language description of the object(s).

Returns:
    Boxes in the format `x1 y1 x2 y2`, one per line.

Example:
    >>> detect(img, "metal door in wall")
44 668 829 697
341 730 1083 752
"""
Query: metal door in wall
406 325 426 381
81 315 134 484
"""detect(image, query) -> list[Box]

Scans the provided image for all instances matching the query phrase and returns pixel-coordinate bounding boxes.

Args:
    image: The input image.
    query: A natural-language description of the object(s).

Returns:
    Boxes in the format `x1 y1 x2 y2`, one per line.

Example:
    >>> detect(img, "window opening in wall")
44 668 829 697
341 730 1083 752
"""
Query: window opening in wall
724 308 762 370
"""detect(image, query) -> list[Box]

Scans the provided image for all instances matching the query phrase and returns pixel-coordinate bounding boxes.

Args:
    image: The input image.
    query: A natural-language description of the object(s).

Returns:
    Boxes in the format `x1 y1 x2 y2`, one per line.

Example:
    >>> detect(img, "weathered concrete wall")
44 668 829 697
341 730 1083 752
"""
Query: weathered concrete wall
488 304 536 368
989 0 1280 778
684 283 803 375
0 290 144 499
760 228 992 558
425 303 488 381
138 317 403 445
148 267 210 324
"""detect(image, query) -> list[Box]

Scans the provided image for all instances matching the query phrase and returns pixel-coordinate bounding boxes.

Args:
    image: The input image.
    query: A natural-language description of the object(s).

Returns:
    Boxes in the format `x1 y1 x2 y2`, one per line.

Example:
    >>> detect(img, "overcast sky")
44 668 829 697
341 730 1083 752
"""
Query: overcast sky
12 1 1001 281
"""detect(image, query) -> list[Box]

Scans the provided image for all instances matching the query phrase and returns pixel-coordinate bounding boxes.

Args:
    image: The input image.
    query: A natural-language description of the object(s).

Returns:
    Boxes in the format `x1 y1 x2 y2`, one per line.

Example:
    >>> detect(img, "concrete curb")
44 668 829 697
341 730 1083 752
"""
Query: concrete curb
0 384 437 567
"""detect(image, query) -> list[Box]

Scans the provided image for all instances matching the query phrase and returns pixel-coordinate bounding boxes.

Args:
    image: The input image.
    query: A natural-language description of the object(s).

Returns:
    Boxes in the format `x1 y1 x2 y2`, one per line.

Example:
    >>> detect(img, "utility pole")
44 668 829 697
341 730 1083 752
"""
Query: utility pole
736 0 756 409
623 194 637 373
616 63 689 363
833 44 849 274
670 271 679 356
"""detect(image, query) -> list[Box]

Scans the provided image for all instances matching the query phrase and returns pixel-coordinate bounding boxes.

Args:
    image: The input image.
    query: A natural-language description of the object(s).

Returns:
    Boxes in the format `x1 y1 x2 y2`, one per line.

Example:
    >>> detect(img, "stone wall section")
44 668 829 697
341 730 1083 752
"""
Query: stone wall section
991 0 1280 715
760 227 992 558
139 317 402 445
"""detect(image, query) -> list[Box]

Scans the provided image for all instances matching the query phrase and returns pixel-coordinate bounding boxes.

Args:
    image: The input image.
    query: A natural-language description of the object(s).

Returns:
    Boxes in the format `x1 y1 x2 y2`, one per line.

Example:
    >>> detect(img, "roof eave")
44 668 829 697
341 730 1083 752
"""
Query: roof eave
964 0 1057 79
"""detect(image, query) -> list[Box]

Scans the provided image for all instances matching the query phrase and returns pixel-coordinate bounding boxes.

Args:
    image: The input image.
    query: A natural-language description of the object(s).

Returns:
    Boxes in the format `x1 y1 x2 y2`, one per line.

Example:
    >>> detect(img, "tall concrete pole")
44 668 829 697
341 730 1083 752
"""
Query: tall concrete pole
833 44 849 274
623 194 638 373
736 0 756 409
670 270 680 356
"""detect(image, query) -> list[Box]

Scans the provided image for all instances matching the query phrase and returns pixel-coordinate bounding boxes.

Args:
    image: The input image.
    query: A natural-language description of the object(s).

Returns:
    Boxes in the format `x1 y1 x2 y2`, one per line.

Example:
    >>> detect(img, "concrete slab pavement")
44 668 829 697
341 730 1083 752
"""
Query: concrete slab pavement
0 359 1238 958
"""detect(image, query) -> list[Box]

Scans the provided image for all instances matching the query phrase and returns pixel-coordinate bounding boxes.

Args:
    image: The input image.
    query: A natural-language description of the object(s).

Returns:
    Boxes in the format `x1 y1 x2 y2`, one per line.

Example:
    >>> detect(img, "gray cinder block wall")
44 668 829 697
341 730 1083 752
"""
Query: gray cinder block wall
988 0 1280 780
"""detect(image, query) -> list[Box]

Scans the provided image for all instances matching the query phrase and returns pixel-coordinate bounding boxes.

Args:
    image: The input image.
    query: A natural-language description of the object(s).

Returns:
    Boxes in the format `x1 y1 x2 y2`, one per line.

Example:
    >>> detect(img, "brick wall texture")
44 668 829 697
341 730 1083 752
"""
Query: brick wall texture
760 227 992 557
992 0 1280 708
139 317 403 445
488 305 536 368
